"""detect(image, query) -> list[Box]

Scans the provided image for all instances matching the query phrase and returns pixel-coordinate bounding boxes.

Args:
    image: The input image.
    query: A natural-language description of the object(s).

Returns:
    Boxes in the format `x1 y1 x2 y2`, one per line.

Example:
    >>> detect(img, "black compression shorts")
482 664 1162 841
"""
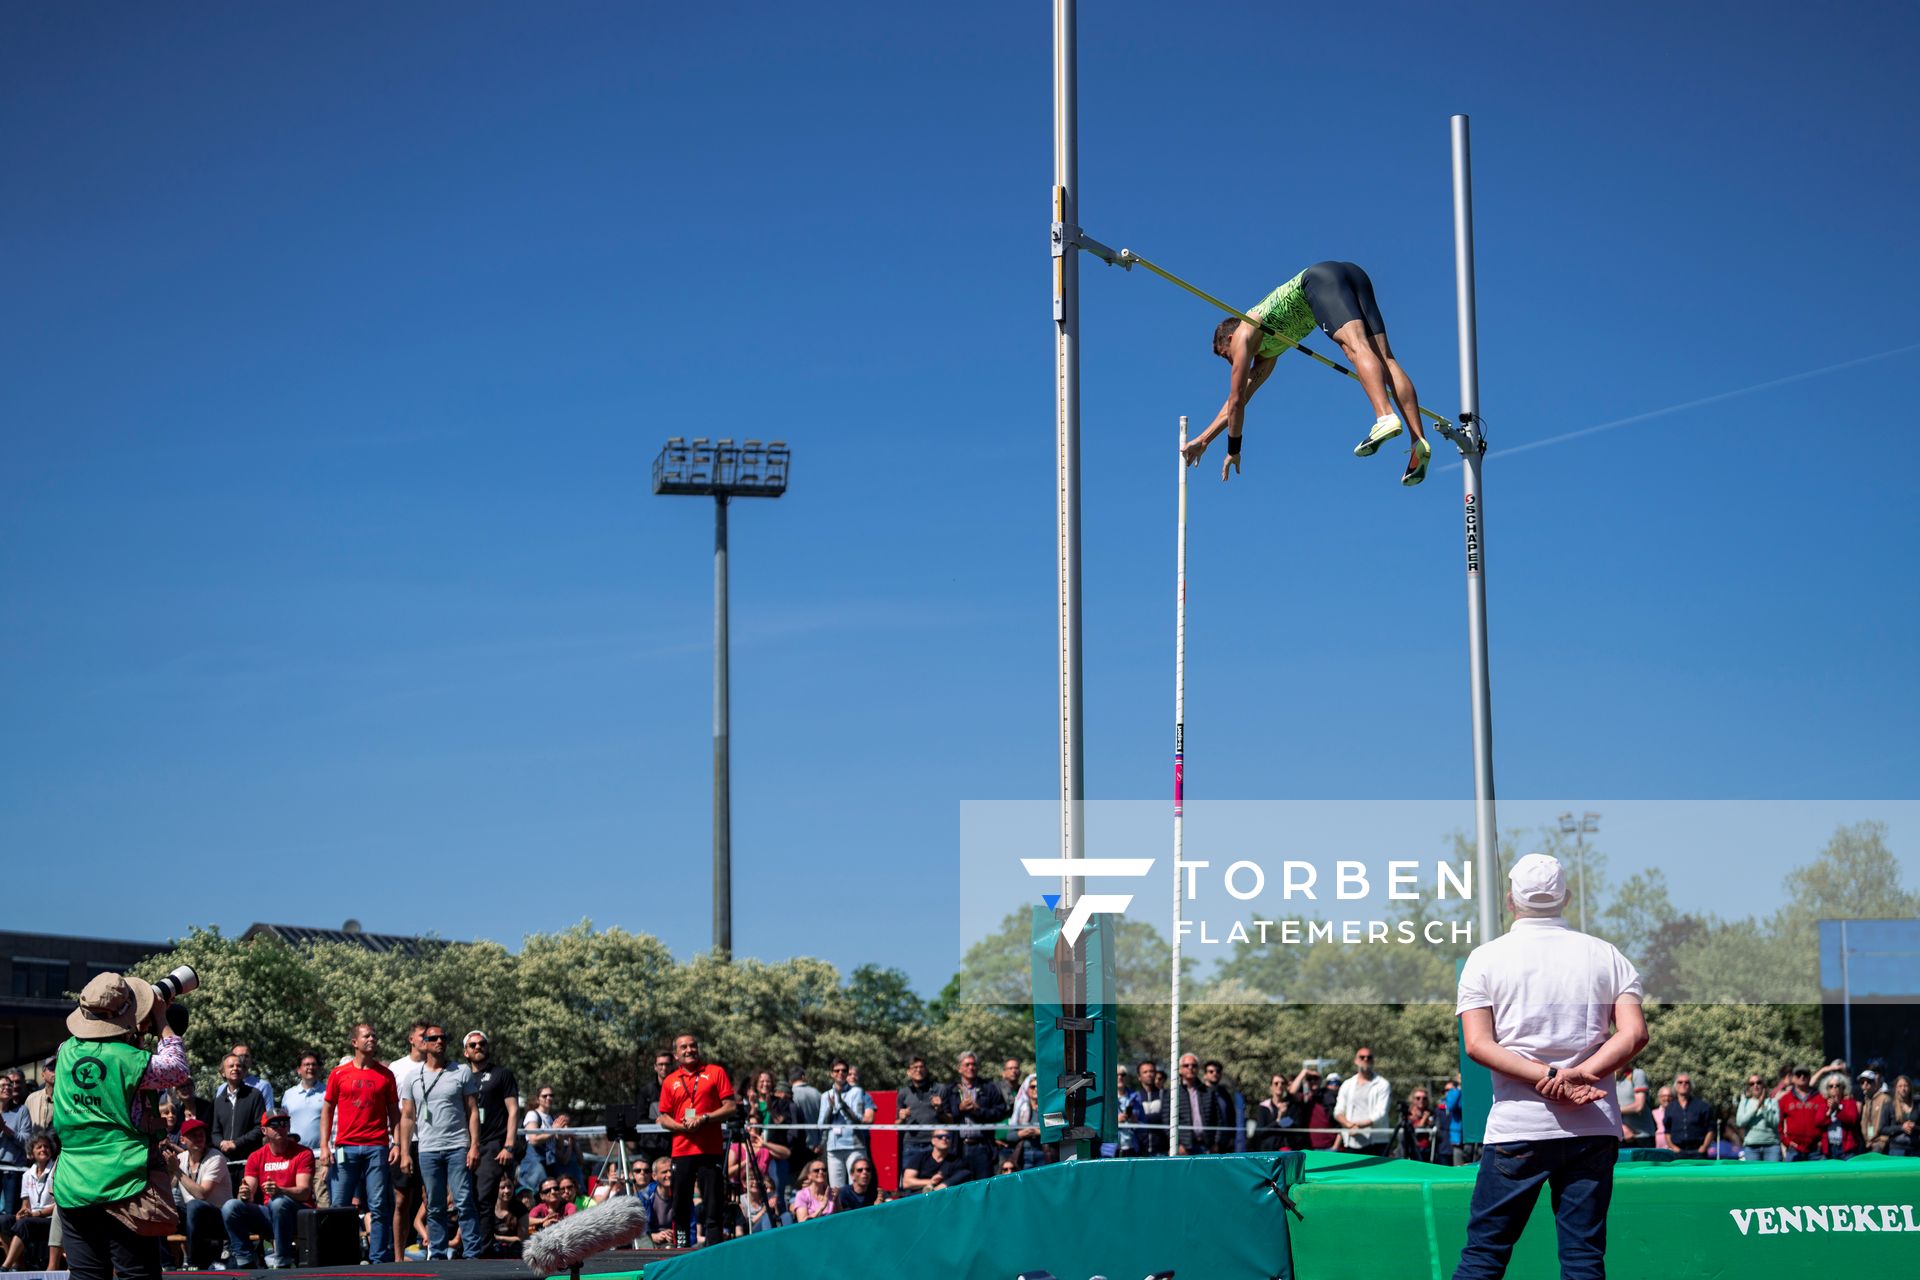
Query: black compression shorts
1300 261 1386 338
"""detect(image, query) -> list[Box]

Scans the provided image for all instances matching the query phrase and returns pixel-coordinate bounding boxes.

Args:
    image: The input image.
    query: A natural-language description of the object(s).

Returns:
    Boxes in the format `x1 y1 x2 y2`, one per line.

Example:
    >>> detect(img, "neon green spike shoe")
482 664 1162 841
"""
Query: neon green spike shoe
1402 437 1432 487
1353 415 1404 457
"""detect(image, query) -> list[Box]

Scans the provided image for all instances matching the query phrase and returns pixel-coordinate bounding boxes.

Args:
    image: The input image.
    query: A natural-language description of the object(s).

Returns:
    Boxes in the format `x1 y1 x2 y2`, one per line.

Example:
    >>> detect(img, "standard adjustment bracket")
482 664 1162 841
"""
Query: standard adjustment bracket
1050 222 1124 267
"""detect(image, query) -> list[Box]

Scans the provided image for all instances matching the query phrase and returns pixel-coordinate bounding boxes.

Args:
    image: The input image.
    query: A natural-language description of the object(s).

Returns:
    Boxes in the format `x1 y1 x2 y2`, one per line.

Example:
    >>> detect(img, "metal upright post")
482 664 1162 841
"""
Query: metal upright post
1452 115 1499 946
713 494 732 958
1053 0 1085 912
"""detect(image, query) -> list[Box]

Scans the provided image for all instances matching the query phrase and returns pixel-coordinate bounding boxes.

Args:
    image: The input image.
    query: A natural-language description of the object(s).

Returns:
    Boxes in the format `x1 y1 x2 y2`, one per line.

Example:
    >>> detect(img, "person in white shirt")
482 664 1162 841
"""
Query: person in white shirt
1450 853 1648 1280
388 1020 431 1260
1333 1048 1393 1153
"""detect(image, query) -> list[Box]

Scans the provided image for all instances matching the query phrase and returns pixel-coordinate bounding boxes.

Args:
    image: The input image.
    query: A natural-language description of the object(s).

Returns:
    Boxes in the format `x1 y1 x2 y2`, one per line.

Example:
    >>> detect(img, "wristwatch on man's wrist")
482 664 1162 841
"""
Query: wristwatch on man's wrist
1544 1066 1559 1082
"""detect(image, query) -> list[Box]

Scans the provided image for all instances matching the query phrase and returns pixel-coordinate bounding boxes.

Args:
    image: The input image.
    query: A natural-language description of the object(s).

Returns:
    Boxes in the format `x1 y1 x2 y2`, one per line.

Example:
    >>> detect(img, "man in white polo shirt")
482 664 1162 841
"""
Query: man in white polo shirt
1451 853 1648 1280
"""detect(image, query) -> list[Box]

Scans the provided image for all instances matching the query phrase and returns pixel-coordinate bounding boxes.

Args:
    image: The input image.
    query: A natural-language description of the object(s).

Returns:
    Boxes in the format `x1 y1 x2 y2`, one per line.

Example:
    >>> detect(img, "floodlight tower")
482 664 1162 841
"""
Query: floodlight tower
1557 811 1601 932
652 437 792 958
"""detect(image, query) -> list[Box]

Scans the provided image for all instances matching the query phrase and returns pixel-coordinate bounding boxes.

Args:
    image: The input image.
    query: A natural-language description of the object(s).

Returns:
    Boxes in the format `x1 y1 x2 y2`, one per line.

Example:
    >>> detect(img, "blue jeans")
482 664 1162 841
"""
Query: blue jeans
1452 1135 1616 1280
418 1148 482 1260
221 1197 301 1267
1741 1143 1782 1162
328 1144 392 1261
182 1200 225 1268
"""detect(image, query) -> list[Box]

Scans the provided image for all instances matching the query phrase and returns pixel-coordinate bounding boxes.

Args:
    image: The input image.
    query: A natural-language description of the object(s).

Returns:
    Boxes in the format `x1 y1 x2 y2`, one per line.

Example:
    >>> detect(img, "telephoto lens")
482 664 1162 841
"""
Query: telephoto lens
151 965 199 1002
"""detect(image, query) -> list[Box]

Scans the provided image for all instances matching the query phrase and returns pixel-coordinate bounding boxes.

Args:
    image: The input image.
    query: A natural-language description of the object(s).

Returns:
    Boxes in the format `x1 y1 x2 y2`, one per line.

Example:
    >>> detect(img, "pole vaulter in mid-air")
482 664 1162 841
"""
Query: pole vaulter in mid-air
1181 261 1432 486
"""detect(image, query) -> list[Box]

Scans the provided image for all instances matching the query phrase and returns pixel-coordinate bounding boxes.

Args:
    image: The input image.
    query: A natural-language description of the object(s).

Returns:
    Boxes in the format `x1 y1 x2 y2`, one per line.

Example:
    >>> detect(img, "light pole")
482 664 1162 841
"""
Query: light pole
653 437 791 958
1557 811 1600 932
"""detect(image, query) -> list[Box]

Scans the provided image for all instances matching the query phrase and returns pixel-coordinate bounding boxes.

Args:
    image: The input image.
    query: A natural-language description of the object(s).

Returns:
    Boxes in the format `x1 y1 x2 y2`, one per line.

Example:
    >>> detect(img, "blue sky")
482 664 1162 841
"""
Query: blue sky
4 3 1915 992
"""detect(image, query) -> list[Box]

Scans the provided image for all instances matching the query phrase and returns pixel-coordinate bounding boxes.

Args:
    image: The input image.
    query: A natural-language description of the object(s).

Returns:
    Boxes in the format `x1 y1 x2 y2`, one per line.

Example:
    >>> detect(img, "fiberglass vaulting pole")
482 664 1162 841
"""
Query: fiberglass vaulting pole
1171 416 1188 1156
1452 115 1499 946
1053 0 1086 911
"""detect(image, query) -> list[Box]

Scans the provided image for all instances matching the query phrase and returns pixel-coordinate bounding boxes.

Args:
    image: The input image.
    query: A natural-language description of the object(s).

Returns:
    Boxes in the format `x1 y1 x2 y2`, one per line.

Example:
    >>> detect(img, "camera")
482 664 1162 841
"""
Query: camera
152 965 199 1002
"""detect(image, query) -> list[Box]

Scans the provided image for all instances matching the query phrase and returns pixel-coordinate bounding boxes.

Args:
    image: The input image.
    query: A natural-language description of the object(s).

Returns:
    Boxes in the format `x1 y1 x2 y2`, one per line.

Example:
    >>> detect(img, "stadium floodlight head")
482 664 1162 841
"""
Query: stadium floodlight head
652 437 791 498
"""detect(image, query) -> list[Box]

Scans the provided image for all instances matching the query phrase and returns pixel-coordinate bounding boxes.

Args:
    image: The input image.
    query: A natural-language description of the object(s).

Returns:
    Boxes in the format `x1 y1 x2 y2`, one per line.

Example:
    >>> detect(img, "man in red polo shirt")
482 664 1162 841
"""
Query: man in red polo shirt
658 1033 737 1248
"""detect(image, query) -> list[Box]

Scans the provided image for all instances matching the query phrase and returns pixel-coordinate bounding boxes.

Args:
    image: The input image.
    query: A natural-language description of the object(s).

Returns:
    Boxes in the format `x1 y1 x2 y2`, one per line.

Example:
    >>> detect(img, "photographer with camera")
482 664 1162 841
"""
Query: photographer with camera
52 967 195 1280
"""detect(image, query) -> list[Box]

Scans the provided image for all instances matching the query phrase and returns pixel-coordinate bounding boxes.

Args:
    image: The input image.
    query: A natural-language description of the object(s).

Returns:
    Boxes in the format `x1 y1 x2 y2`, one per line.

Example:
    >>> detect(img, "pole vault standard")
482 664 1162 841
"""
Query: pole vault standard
1051 0 1085 911
1171 415 1188 1155
1452 114 1499 946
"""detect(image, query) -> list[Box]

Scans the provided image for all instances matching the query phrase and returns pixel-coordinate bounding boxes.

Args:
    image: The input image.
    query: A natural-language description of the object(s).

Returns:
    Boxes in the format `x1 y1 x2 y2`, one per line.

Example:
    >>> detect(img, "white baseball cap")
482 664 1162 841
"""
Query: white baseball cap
1509 853 1569 910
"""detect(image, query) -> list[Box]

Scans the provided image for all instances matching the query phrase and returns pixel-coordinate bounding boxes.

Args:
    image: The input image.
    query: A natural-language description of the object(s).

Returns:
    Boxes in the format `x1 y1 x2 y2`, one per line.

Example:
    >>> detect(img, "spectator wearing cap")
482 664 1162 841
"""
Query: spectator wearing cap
1734 1073 1781 1161
1664 1072 1715 1156
223 1109 315 1268
1450 852 1648 1280
210 1052 269 1163
166 1116 232 1269
1314 1073 1343 1150
1333 1048 1392 1154
461 1029 521 1257
1860 1070 1894 1154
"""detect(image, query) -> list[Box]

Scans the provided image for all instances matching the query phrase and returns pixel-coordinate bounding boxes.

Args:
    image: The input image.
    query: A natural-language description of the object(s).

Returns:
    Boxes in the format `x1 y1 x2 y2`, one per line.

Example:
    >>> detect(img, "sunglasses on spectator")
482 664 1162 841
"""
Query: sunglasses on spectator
423 1034 445 1041
1357 1055 1373 1061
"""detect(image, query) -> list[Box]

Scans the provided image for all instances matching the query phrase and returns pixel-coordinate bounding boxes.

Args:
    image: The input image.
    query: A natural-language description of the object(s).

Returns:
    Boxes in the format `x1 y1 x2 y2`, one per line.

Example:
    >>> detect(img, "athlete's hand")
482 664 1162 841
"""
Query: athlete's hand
1182 436 1209 467
1220 450 1241 482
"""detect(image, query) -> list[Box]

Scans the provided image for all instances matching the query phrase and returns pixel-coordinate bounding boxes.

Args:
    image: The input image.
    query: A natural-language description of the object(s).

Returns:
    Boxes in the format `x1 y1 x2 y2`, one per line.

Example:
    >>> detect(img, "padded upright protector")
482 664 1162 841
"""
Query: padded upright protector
296 1205 363 1267
1291 1150 1920 1279
645 1152 1302 1280
1030 905 1119 1149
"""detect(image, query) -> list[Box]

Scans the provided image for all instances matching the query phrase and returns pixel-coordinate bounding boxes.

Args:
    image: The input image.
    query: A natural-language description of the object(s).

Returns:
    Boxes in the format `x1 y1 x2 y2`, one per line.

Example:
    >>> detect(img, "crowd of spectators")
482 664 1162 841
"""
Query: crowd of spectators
4 1027 1915 1268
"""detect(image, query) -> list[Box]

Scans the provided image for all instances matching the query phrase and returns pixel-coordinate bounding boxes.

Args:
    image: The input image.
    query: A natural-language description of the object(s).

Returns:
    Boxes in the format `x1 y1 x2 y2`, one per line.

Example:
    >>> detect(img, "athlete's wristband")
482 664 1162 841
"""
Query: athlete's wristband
1226 434 1242 456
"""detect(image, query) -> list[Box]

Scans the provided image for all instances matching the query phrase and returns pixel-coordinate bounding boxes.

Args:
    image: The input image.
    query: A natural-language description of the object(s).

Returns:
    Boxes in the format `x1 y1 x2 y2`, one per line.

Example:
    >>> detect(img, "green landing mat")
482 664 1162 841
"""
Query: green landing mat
643 1152 1303 1280
1292 1150 1920 1279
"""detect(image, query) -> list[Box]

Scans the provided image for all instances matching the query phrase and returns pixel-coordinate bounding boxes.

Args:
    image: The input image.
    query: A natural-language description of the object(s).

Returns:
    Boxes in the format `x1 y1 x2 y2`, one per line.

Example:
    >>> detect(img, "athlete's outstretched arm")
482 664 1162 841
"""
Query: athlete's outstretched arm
1184 326 1273 478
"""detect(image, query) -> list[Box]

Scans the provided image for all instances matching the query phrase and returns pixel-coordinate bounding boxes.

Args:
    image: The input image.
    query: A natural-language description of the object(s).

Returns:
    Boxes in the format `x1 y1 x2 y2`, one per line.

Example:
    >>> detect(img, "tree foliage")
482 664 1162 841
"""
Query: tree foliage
125 822 1902 1113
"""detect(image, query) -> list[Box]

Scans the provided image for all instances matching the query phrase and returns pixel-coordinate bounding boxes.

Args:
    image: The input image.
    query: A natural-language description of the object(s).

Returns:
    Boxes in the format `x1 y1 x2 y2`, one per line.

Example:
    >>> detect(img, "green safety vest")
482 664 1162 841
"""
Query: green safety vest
51 1036 153 1208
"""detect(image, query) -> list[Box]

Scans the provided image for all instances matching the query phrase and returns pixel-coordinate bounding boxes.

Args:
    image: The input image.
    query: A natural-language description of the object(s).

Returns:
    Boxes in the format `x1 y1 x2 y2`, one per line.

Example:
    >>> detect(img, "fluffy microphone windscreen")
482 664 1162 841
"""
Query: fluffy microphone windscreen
520 1194 653 1275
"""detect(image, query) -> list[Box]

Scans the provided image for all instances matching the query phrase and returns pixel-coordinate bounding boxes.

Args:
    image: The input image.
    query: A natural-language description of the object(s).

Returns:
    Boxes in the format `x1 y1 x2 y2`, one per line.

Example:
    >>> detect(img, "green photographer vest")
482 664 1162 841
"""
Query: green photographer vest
51 1037 153 1207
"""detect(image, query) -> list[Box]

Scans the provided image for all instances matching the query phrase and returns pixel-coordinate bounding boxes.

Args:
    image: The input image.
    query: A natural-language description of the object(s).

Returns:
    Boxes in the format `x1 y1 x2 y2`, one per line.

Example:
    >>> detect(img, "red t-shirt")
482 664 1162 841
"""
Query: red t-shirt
325 1061 399 1146
244 1144 316 1195
1775 1088 1824 1153
660 1064 734 1158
